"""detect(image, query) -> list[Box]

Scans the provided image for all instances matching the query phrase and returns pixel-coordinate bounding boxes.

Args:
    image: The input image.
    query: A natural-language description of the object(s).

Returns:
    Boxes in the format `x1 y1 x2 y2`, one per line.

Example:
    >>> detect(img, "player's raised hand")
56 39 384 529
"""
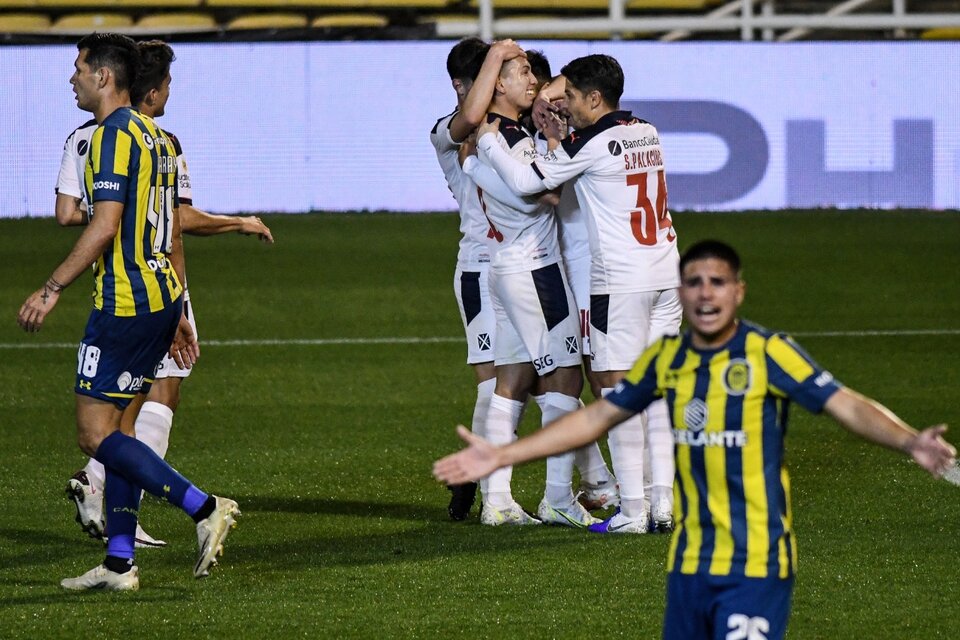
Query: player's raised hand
17 279 63 333
490 39 525 62
433 425 501 485
477 116 500 141
169 313 200 369
239 215 274 244
907 424 957 478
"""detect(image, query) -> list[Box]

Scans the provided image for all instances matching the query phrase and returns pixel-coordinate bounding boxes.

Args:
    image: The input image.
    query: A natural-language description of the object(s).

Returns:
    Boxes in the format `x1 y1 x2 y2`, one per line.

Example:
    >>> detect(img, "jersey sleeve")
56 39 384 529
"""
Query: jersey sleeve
89 125 131 204
476 132 548 195
168 132 192 205
528 137 597 189
604 339 665 414
462 156 541 214
765 334 842 413
55 130 83 199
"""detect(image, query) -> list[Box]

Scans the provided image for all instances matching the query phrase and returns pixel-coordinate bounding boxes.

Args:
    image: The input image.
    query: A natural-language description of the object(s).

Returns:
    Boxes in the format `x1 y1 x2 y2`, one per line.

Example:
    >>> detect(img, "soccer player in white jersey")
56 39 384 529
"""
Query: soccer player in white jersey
459 52 600 528
523 52 619 513
57 40 274 547
475 54 681 534
429 38 527 521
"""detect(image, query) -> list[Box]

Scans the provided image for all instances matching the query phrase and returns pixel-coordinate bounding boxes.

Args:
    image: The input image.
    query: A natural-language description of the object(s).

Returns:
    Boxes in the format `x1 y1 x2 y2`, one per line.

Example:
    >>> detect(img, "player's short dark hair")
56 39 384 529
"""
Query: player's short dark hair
446 37 490 82
130 40 175 106
560 54 623 108
680 240 742 278
525 49 551 87
77 32 139 93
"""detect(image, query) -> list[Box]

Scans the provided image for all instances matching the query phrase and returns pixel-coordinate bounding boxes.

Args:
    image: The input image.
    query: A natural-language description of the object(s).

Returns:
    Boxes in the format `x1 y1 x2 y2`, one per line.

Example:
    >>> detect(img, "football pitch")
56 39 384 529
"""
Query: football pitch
0 210 957 638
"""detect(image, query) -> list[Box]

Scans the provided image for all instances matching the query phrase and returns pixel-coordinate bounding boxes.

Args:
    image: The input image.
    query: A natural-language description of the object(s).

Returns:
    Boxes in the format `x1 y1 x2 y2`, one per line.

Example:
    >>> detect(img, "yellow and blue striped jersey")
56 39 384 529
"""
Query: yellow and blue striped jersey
83 106 182 317
606 320 842 579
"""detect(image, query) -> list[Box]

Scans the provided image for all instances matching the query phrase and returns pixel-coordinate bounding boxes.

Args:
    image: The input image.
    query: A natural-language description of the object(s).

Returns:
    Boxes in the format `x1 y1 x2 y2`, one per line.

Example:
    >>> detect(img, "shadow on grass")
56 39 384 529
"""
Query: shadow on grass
224 494 634 572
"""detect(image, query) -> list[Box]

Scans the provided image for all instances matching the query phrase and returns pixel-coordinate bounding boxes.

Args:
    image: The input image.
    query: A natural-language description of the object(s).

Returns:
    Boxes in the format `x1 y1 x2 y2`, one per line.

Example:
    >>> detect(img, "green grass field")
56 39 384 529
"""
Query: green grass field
0 210 957 639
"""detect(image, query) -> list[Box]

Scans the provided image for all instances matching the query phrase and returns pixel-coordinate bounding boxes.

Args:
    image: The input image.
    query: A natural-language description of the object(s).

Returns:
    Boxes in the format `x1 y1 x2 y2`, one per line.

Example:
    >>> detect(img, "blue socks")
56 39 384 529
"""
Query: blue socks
104 466 139 561
95 431 208 517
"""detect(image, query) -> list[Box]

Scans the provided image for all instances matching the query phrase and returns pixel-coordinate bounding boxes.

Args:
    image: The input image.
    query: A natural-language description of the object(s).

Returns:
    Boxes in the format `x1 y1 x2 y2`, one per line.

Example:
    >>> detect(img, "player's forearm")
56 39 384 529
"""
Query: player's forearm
463 157 540 213
48 205 118 287
451 45 518 141
497 400 629 468
825 388 918 453
169 207 187 289
477 133 548 196
180 204 242 236
54 194 88 227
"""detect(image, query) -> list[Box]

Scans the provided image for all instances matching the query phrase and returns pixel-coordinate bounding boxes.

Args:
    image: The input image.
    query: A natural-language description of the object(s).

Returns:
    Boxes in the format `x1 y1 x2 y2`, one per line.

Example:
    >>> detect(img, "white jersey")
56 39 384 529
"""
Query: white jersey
429 110 491 270
532 132 589 267
57 119 194 206
470 115 560 276
478 111 680 294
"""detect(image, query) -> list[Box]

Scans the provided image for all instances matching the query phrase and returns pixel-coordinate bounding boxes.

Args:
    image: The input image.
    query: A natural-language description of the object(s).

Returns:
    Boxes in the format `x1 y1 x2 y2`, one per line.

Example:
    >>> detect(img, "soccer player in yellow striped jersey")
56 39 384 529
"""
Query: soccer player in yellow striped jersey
434 239 956 639
18 32 239 591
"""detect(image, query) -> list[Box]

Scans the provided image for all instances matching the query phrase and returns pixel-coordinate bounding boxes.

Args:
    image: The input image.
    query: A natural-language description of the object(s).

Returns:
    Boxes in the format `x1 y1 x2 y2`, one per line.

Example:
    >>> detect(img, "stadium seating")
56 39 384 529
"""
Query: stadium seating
0 0 955 40
0 12 50 31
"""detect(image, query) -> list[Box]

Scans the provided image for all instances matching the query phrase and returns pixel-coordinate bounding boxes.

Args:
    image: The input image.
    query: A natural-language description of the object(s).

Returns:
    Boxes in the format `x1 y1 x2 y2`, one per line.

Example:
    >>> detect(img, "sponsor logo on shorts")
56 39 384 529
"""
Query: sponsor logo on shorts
117 371 146 392
532 354 554 372
78 380 92 390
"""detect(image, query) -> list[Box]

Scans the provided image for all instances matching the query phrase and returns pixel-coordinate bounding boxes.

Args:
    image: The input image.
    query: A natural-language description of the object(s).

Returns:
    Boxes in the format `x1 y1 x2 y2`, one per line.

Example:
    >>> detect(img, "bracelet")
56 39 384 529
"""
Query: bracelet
45 277 66 293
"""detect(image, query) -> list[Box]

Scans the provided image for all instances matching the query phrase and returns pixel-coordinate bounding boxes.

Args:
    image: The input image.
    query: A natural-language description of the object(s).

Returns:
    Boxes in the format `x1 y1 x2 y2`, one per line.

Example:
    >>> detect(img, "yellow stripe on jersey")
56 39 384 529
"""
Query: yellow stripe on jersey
766 335 814 397
742 332 772 577
113 130 131 176
780 467 797 577
706 352 733 576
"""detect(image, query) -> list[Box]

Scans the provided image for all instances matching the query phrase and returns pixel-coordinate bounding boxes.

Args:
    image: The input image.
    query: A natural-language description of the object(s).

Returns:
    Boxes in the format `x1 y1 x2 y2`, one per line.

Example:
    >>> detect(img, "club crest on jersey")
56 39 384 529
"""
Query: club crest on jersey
723 359 752 396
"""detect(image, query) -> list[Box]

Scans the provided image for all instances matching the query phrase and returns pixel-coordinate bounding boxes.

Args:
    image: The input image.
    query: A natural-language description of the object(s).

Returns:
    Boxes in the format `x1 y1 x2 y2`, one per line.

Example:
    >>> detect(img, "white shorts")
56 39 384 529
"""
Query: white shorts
454 265 496 365
590 288 681 372
562 252 591 356
489 262 582 375
154 290 197 379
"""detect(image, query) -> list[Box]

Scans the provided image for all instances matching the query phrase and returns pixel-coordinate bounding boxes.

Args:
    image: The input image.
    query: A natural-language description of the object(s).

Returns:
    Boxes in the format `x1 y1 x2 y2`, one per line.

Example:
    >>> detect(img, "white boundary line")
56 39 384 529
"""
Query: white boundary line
1 329 959 350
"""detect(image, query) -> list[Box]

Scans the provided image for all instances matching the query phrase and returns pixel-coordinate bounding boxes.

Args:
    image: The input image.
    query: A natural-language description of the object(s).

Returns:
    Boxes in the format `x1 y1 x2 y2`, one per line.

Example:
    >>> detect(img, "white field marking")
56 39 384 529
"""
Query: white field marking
2 329 960 350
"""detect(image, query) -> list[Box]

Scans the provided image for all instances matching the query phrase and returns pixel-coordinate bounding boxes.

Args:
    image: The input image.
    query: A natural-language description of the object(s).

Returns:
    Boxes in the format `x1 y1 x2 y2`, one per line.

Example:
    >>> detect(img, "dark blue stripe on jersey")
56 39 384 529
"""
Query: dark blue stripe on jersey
489 113 529 149
560 110 639 158
590 294 609 334
531 262 570 331
666 343 689 568
765 394 790 575
531 162 546 180
459 271 482 324
431 108 457 135
689 353 717 574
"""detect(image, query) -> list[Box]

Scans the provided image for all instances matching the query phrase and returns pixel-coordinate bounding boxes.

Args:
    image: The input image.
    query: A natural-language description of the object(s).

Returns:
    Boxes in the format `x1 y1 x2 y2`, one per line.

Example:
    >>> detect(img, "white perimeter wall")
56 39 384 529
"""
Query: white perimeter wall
2 41 959 216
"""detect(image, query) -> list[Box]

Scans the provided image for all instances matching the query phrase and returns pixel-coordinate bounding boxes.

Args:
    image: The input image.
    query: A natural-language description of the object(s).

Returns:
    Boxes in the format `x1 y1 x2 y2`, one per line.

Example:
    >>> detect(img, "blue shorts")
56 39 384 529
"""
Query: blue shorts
75 298 183 408
663 572 794 640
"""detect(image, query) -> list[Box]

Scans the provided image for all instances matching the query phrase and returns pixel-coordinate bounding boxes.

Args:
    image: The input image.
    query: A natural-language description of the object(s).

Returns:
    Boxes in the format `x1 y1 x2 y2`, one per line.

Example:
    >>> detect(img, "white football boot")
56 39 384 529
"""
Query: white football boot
537 498 602 529
194 496 241 578
480 501 541 526
65 470 105 540
61 564 139 591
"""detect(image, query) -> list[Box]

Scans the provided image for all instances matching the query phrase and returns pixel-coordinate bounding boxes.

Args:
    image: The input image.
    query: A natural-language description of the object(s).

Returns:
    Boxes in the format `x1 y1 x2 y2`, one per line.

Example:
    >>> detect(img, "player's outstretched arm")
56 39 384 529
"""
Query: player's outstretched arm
434 398 632 484
180 204 274 243
824 387 956 477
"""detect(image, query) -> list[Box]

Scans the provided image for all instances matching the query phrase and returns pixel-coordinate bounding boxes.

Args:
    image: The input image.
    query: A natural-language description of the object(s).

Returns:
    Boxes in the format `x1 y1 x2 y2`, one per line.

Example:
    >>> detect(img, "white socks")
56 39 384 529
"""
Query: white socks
133 401 174 460
482 393 524 509
537 392 580 507
471 378 496 440
82 401 174 493
569 398 615 487
645 398 675 500
603 387 647 518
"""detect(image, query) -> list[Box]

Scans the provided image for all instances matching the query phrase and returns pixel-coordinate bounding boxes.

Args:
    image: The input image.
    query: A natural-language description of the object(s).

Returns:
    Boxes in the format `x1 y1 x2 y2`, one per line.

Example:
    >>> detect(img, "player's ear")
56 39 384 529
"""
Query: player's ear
452 79 463 96
736 280 746 306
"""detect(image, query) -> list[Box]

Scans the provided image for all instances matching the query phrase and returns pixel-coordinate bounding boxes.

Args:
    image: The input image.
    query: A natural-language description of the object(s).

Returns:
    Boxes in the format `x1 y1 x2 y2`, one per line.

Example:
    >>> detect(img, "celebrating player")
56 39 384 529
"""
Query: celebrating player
474 54 681 533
